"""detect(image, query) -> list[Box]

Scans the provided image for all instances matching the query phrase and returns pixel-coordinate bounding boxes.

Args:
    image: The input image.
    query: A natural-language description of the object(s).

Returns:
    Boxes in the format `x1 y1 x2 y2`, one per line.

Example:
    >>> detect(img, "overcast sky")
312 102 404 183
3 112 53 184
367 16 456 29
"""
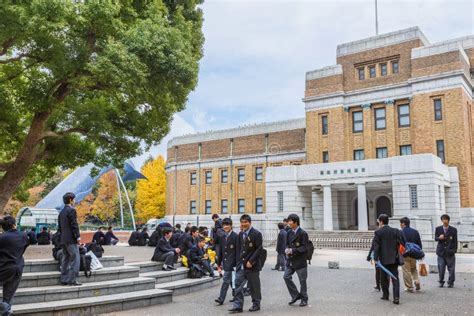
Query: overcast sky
132 0 473 167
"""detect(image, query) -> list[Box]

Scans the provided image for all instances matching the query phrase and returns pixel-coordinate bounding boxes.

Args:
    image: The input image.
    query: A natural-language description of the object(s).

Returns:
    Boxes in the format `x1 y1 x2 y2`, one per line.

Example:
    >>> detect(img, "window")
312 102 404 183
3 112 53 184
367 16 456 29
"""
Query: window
398 104 410 127
409 185 418 209
369 65 376 78
205 171 212 184
256 198 263 213
221 199 228 214
322 151 329 163
205 200 212 214
238 199 245 213
221 169 228 183
376 147 388 159
436 140 445 163
358 67 365 80
190 172 197 185
255 166 263 181
352 111 363 133
189 200 196 214
321 115 328 135
353 149 364 160
238 168 245 182
374 107 386 130
400 145 412 156
392 60 399 74
434 99 443 121
277 191 284 212
380 63 387 76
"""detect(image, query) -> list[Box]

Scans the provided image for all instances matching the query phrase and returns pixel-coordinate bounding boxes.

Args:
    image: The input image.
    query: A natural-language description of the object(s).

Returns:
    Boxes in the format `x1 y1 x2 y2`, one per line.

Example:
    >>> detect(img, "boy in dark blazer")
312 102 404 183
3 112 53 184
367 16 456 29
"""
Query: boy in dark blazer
435 214 458 288
152 227 180 271
272 222 287 271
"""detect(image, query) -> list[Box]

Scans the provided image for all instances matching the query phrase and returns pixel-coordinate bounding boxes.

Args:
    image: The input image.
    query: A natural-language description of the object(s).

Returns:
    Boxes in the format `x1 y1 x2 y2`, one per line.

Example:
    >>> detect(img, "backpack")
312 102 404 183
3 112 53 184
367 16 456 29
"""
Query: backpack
306 240 315 264
188 264 204 279
86 241 104 258
80 254 92 278
403 242 425 260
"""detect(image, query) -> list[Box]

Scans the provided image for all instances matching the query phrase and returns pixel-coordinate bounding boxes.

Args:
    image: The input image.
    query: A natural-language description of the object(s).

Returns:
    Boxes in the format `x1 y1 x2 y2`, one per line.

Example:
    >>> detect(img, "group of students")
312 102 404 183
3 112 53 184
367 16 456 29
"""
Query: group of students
92 226 120 246
367 213 458 305
26 226 52 245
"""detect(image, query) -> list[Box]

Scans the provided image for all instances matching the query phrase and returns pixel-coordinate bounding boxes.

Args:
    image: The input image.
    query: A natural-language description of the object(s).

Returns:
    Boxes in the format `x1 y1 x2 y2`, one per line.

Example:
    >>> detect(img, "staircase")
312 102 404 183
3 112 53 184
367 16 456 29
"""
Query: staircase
307 230 375 250
3 256 220 315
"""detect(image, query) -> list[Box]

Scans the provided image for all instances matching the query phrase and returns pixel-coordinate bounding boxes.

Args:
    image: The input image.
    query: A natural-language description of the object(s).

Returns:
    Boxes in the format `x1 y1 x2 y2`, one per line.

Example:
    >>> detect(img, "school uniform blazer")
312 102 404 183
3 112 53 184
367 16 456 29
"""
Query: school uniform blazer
435 225 457 257
216 231 239 271
58 205 81 245
0 229 29 283
286 227 309 270
373 225 404 266
276 229 287 255
238 227 263 272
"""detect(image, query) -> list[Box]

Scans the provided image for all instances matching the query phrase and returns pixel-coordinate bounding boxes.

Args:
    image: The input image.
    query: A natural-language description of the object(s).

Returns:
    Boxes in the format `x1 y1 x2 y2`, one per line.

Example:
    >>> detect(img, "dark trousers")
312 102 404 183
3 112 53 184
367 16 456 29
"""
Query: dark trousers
196 259 214 275
233 268 261 309
438 255 455 285
60 244 80 284
284 266 308 301
375 266 381 288
159 251 177 267
1 271 22 304
380 264 399 300
275 253 286 270
218 270 233 301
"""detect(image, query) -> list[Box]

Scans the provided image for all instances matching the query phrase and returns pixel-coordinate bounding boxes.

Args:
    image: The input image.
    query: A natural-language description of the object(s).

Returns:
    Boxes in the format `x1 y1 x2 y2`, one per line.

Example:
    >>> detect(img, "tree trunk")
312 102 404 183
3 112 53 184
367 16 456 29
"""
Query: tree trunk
0 112 50 213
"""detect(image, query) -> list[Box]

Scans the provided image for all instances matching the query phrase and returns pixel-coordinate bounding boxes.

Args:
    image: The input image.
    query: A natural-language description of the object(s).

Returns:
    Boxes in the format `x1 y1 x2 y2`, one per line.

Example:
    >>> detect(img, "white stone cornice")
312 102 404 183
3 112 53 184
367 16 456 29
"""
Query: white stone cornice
411 35 474 59
306 65 343 81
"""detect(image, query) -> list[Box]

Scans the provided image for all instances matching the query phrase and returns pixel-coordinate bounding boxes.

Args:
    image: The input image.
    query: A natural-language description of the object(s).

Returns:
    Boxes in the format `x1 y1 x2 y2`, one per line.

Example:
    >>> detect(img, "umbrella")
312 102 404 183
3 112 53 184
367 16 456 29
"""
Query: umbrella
376 261 398 280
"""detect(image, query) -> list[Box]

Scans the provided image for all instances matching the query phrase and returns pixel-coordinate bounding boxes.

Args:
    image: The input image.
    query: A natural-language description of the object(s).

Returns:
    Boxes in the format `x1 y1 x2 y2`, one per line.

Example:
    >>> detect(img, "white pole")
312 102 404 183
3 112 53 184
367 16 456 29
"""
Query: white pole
116 169 136 230
375 0 379 35
114 169 125 228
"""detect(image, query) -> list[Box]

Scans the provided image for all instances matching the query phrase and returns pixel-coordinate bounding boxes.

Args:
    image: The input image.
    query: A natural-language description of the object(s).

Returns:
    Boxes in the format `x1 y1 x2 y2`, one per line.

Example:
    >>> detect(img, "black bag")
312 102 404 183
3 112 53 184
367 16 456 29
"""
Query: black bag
86 241 104 258
52 247 61 261
259 248 267 268
188 264 204 279
306 240 315 264
80 254 92 278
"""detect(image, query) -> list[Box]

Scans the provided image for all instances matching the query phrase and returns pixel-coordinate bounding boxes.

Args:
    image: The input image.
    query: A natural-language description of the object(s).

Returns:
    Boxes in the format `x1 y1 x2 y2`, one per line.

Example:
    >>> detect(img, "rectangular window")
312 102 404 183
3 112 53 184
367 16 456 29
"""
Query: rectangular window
205 170 212 184
392 60 399 74
436 140 445 163
221 199 228 214
277 191 284 212
221 169 228 183
189 200 196 214
322 151 329 163
353 149 364 160
434 99 443 121
398 104 410 127
400 145 412 156
369 65 376 78
256 198 263 213
380 63 387 76
190 172 197 185
374 107 386 130
238 168 245 182
376 147 388 159
205 200 212 214
409 185 418 209
321 115 328 135
358 67 365 80
352 111 363 133
255 166 263 181
238 199 245 214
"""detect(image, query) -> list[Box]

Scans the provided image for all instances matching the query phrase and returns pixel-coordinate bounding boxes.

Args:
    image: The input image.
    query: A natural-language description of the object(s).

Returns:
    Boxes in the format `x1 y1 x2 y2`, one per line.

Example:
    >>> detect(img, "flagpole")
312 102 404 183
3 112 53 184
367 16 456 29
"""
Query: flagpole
375 0 379 35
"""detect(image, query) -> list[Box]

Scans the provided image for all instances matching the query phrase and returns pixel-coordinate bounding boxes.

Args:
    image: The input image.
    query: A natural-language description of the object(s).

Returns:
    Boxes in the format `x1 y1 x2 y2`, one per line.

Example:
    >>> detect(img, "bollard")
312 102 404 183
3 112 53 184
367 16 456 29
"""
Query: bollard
328 261 340 269
429 264 438 273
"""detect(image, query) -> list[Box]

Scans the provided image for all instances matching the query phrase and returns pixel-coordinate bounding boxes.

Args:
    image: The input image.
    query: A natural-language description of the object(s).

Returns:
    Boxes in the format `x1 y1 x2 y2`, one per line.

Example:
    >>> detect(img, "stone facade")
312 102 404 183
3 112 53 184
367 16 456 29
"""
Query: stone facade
165 27 474 243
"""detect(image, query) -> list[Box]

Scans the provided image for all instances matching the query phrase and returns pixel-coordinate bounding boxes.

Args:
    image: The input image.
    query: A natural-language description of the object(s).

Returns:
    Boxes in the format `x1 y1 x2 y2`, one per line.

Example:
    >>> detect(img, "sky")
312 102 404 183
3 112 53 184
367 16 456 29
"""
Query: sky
132 0 473 168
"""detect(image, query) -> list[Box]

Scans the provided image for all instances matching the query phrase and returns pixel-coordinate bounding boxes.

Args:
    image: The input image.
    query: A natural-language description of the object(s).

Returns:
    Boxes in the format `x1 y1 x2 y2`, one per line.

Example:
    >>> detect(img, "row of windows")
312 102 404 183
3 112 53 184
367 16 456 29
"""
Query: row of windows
190 167 264 185
357 60 399 81
320 99 444 135
321 140 445 163
189 198 264 214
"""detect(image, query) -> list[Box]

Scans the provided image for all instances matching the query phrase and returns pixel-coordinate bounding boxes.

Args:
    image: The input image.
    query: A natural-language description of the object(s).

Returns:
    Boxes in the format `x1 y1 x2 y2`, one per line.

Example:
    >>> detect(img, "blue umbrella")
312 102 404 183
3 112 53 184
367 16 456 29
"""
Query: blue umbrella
376 261 398 280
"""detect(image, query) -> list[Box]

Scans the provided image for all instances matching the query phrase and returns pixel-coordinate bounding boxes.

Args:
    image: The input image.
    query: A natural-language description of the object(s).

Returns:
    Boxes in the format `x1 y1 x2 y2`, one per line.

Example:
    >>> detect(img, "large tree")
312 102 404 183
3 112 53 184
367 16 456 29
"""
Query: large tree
0 0 203 212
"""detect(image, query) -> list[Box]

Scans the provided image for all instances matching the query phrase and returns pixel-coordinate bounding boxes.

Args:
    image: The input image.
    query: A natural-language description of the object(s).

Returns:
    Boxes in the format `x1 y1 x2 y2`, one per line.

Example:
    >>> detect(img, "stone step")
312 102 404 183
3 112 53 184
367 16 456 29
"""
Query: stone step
19 266 140 288
23 256 125 273
127 261 165 273
5 277 155 305
141 267 189 284
12 288 172 315
155 276 221 296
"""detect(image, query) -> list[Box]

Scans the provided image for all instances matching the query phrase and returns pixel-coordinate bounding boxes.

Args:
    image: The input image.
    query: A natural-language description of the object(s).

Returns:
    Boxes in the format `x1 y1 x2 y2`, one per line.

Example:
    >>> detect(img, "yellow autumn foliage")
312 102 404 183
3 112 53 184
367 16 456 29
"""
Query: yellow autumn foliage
135 155 166 223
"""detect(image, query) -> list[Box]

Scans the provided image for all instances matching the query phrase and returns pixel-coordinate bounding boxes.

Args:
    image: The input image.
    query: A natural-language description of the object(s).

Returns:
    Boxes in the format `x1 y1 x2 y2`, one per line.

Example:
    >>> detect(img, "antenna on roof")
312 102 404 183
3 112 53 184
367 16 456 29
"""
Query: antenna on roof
375 0 379 35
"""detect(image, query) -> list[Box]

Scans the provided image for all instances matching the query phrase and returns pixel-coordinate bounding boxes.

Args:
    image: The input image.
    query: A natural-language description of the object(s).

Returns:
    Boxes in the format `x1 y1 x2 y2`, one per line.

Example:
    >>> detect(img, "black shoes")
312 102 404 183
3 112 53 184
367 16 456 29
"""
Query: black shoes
228 308 243 313
393 298 400 305
447 284 454 288
374 286 381 291
69 281 82 286
289 295 301 305
249 305 260 312
300 300 308 307
229 297 236 303
215 299 224 306
380 296 389 301
439 283 444 288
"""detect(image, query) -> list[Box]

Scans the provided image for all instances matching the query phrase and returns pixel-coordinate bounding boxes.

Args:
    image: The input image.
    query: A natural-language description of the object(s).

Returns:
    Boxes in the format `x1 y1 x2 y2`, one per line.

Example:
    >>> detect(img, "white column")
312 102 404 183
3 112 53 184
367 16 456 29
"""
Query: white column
323 185 333 231
357 183 368 231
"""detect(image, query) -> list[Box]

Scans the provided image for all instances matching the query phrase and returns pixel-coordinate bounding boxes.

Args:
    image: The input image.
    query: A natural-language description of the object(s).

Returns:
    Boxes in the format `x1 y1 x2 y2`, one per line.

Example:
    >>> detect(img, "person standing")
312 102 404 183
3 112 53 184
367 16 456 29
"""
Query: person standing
58 192 82 286
215 217 238 305
272 222 287 271
283 214 309 307
435 214 458 288
283 218 291 233
399 217 422 292
152 227 180 271
373 214 404 305
367 237 381 291
0 216 29 315
229 214 263 313
211 214 223 239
